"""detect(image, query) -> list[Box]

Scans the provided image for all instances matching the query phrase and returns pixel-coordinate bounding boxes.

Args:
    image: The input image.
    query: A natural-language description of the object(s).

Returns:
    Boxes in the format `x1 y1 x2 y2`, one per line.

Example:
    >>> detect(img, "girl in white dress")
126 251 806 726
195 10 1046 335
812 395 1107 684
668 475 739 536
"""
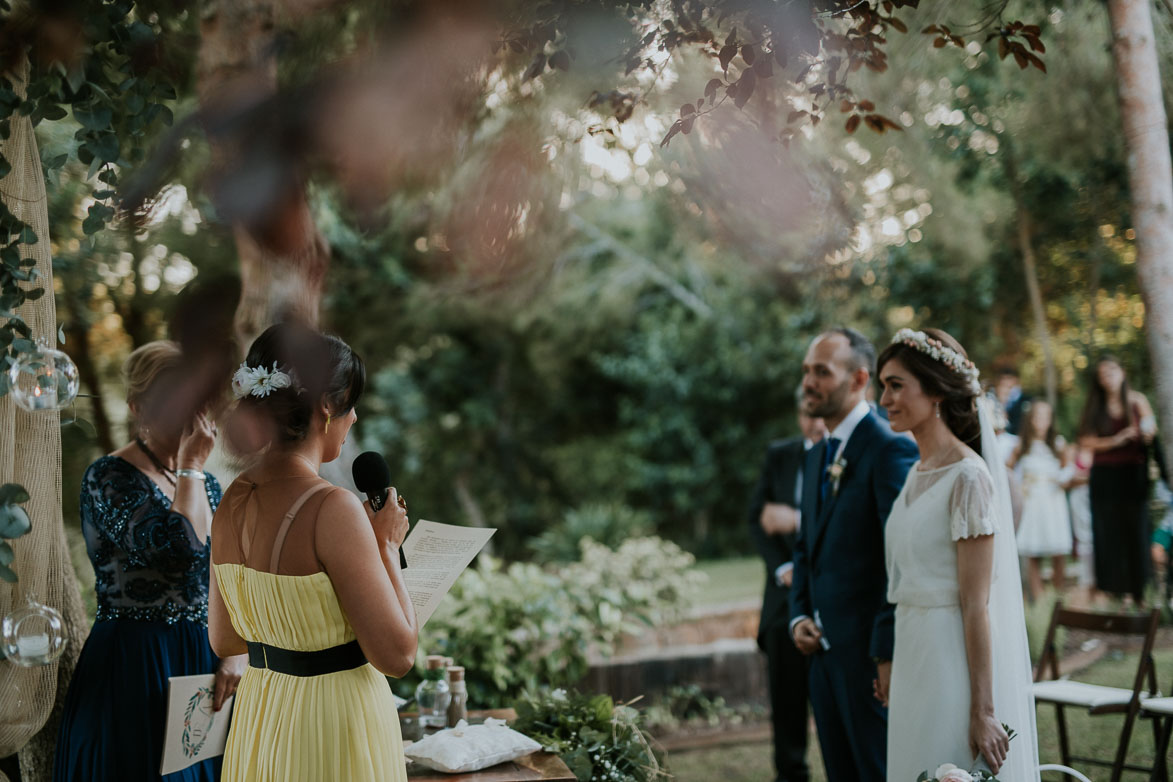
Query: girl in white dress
1008 401 1073 601
875 329 1039 782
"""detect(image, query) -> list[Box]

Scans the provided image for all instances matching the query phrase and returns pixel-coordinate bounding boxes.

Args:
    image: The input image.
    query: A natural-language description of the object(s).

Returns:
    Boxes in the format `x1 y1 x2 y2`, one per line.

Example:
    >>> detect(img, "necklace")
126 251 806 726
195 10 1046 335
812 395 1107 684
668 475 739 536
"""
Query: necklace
920 444 964 471
135 437 177 486
255 451 319 481
290 451 319 475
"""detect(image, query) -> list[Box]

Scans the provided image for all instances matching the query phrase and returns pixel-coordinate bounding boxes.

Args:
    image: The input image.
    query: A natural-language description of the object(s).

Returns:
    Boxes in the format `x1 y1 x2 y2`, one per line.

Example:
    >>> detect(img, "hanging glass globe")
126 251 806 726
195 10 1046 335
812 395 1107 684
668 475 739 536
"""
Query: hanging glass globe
1 594 67 666
7 340 79 412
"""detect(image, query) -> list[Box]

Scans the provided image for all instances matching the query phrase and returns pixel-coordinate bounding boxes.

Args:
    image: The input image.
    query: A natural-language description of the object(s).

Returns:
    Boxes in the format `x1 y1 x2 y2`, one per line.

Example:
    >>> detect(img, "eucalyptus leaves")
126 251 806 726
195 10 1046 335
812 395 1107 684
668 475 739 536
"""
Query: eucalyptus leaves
512 689 668 782
0 1 180 539
0 482 32 582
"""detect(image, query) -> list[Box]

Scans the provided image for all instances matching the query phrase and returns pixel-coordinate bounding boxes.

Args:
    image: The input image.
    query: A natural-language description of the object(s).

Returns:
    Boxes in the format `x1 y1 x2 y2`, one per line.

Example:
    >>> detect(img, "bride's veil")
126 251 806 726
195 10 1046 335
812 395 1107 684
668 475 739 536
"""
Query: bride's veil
977 396 1041 781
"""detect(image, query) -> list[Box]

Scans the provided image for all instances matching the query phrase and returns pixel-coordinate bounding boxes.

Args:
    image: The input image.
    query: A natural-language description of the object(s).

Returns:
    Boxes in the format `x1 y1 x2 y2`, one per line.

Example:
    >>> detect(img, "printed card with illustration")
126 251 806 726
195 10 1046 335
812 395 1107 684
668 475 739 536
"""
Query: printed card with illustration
160 674 234 775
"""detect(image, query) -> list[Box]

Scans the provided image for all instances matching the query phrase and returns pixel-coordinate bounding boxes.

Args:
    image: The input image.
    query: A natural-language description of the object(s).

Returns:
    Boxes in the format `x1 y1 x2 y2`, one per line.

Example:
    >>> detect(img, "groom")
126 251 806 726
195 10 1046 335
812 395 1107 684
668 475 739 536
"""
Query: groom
789 328 918 782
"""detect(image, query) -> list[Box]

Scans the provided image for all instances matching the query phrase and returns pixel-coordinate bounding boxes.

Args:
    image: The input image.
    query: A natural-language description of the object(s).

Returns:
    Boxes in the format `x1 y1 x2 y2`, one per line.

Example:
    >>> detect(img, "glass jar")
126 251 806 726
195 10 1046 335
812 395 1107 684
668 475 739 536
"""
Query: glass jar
414 655 451 730
446 665 468 727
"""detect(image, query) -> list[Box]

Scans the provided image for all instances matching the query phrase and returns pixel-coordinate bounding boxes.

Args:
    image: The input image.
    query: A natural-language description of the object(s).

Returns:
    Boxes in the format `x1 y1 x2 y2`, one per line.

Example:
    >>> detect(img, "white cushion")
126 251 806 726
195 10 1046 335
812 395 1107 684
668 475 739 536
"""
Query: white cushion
404 718 542 774
1032 679 1153 709
1141 696 1173 716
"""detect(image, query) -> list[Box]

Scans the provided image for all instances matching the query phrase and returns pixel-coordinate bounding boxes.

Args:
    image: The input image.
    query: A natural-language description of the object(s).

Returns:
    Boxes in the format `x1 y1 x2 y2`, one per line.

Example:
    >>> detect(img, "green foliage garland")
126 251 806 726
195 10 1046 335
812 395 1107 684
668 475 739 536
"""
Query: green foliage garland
0 482 31 584
512 688 668 782
0 1 179 563
0 0 178 394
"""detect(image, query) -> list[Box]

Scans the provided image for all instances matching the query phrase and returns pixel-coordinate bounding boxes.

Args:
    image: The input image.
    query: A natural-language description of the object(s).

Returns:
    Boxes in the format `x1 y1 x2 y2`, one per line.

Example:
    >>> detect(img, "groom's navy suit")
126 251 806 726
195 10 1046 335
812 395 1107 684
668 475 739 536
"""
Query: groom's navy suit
789 408 917 782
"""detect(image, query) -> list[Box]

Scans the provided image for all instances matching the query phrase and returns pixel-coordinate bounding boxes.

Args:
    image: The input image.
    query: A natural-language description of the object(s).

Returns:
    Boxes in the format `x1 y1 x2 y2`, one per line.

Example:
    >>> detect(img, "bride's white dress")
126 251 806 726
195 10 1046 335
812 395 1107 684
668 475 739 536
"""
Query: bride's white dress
885 454 1040 782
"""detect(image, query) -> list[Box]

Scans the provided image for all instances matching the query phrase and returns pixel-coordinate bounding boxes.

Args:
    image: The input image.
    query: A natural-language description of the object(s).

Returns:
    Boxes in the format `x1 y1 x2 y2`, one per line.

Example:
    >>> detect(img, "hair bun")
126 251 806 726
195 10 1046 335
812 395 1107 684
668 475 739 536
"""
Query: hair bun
231 323 365 445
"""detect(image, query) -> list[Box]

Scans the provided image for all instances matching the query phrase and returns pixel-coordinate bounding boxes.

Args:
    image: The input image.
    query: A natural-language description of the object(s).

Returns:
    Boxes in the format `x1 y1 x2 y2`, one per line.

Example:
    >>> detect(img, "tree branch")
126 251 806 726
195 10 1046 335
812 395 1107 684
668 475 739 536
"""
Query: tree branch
567 213 713 319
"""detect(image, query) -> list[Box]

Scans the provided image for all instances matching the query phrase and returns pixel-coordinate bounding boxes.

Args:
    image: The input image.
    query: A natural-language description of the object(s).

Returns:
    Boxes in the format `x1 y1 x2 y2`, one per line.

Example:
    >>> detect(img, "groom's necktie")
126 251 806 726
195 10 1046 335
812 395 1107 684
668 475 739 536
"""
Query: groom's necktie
819 437 841 508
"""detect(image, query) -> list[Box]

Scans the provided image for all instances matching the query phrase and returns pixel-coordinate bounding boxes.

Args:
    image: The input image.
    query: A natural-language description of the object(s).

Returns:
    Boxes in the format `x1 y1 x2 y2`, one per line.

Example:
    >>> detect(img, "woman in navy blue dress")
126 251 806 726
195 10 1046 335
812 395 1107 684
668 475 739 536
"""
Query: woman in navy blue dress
55 341 246 782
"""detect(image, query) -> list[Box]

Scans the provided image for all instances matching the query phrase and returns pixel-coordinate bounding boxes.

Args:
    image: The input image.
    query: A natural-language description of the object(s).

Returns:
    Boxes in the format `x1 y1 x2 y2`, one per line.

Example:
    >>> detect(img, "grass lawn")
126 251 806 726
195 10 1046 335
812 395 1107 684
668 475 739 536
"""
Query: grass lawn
691 556 765 608
668 644 1173 782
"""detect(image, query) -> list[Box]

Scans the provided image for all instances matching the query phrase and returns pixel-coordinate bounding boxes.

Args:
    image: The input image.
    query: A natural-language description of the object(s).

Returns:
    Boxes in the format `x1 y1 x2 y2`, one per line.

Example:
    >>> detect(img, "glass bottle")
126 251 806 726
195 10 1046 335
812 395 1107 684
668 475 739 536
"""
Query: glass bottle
414 655 451 730
446 666 468 728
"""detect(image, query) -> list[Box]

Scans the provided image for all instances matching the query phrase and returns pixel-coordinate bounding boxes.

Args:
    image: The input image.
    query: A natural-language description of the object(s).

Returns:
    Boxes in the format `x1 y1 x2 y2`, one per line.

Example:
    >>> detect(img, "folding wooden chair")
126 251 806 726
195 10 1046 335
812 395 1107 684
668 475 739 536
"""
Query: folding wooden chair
1031 604 1162 782
1140 689 1173 782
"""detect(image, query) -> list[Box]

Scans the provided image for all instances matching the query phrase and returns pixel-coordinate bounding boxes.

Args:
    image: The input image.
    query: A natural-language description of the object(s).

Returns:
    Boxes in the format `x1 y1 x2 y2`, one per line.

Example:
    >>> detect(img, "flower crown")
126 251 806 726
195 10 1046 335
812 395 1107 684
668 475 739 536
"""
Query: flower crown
231 362 296 399
891 329 982 395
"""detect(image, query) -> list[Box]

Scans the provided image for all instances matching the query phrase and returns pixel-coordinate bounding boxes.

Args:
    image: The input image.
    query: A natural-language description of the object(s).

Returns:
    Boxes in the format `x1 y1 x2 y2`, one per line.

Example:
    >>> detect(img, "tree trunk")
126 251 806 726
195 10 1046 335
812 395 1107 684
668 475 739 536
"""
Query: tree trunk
1108 0 1173 474
63 319 115 454
196 0 329 349
1016 211 1058 408
453 472 494 556
56 267 116 453
122 230 152 348
1002 141 1058 408
1089 236 1103 335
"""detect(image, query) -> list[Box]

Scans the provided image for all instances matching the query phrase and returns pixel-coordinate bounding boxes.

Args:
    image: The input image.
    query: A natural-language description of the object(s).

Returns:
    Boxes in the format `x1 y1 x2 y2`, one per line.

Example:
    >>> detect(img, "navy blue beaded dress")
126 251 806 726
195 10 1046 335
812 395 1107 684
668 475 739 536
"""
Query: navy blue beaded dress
54 455 224 782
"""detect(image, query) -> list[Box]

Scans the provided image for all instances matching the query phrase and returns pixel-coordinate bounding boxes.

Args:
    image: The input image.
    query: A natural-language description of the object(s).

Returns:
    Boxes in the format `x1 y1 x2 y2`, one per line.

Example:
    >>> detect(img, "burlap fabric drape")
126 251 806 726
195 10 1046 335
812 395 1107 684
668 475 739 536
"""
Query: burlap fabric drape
0 57 88 778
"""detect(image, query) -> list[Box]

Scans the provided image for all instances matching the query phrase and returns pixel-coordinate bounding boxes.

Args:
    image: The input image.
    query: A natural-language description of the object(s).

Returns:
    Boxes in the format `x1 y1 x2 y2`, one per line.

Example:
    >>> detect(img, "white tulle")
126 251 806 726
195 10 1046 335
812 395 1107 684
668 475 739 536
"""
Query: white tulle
976 396 1041 782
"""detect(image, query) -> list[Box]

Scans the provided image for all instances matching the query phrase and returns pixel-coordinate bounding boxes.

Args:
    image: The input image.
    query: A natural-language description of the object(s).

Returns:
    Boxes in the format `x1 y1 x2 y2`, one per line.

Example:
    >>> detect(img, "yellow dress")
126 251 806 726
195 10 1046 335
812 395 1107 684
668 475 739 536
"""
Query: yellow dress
213 563 407 781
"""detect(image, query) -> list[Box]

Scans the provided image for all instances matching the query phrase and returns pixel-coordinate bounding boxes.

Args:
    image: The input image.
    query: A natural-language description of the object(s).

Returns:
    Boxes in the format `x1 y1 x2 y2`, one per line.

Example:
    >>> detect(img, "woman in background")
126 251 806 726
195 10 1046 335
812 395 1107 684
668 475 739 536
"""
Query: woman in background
1008 401 1073 602
1078 356 1156 606
55 341 244 782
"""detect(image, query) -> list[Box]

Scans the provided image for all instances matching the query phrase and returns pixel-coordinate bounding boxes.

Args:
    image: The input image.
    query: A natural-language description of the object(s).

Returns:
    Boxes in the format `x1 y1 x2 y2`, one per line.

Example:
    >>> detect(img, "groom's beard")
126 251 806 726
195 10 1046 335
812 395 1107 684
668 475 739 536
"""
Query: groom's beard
803 378 852 420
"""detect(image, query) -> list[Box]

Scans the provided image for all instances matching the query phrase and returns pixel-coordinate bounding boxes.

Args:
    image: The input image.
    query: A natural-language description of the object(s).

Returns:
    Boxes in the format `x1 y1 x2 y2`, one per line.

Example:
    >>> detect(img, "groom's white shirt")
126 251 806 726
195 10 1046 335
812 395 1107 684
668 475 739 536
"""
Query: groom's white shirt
788 399 872 638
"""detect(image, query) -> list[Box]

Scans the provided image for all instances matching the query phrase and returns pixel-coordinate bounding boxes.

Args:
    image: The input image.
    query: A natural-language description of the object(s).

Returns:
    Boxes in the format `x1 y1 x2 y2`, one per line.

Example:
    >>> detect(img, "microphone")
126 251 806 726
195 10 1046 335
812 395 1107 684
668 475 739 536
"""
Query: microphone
352 451 407 569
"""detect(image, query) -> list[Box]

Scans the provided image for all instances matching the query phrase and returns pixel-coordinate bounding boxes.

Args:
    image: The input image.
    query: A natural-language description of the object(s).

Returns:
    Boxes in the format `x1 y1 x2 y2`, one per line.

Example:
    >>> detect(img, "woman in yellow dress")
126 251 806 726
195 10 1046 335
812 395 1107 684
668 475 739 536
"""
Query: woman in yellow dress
208 322 417 781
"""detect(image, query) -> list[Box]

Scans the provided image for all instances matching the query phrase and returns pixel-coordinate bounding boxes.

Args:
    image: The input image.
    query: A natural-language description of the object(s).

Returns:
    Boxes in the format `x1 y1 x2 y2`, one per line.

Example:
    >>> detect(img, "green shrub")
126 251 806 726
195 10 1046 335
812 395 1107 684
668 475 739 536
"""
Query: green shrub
530 504 654 563
404 536 705 707
641 684 743 732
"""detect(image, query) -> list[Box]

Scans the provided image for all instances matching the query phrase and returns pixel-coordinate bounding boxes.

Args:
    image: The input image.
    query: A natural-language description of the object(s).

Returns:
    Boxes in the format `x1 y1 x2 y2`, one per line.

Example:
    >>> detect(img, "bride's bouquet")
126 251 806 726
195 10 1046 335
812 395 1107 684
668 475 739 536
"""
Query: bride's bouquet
918 762 998 782
916 725 1017 782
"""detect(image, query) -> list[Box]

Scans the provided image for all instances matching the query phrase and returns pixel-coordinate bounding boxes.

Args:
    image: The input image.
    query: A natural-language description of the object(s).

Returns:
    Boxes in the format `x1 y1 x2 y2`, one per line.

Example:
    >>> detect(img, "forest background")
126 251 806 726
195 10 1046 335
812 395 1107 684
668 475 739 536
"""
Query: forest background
8 0 1159 562
3 0 1171 776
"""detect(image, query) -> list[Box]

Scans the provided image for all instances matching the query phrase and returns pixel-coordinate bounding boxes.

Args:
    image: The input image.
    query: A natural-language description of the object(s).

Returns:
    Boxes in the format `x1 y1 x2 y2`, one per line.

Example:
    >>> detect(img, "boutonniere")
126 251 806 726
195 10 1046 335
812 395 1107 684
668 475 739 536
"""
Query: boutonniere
826 456 848 497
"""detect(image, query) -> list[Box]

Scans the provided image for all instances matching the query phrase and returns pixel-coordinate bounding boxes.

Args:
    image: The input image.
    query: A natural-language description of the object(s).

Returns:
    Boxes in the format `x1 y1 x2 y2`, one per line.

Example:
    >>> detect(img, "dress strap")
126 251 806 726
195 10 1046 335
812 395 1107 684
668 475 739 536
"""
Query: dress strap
270 484 332 573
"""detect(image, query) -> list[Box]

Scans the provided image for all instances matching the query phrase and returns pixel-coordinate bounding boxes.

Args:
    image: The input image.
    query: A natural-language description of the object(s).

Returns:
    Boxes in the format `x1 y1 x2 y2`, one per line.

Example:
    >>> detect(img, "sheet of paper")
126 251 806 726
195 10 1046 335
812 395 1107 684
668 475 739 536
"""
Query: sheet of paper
160 674 234 775
402 520 496 629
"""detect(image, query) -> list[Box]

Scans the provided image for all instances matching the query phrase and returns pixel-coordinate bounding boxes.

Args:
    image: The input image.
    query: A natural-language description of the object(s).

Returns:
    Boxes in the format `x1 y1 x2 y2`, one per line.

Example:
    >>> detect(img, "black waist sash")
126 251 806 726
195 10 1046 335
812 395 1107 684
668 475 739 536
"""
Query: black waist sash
246 639 367 677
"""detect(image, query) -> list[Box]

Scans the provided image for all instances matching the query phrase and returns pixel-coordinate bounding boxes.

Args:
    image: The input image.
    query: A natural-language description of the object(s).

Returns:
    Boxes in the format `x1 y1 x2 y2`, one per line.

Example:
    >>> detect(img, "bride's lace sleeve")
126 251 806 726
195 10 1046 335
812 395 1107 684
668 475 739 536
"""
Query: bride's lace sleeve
948 459 996 541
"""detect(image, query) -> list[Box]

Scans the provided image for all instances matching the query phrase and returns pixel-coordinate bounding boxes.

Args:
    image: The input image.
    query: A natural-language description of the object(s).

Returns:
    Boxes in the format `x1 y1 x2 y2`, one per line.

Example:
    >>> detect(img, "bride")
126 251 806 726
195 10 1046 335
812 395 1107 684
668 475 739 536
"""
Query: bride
875 328 1039 782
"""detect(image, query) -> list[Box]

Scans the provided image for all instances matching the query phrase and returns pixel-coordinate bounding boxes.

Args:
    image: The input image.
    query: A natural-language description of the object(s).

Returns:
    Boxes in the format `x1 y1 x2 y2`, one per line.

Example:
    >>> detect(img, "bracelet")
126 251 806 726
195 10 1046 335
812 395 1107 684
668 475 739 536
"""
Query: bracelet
176 468 206 481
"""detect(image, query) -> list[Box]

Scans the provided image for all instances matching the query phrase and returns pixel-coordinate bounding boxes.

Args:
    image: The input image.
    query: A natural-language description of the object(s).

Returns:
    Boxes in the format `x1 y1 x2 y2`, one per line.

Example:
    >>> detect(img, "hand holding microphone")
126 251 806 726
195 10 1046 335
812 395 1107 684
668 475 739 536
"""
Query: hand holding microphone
353 451 408 568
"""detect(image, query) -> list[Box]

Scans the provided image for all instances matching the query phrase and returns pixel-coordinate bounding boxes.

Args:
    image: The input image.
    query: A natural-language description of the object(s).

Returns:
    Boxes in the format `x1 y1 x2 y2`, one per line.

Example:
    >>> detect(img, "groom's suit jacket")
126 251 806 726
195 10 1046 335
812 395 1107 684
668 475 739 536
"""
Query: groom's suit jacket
789 410 918 661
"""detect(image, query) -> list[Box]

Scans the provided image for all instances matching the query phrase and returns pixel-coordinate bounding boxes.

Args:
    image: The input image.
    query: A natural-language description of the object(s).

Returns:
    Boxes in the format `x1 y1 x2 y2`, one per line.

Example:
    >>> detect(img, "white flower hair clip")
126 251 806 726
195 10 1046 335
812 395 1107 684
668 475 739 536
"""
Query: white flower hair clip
231 362 295 399
891 328 982 395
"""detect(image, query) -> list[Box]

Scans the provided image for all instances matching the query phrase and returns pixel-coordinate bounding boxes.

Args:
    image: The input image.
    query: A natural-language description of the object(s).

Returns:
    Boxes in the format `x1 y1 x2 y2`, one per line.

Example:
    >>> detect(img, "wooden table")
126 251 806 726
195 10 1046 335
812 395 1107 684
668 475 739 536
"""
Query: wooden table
406 752 575 781
402 709 575 781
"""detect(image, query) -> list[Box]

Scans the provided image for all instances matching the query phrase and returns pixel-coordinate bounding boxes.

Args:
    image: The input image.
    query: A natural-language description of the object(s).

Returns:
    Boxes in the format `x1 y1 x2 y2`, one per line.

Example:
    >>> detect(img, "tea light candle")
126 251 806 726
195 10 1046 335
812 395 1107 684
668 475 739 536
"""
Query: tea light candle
17 633 50 659
31 385 57 410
